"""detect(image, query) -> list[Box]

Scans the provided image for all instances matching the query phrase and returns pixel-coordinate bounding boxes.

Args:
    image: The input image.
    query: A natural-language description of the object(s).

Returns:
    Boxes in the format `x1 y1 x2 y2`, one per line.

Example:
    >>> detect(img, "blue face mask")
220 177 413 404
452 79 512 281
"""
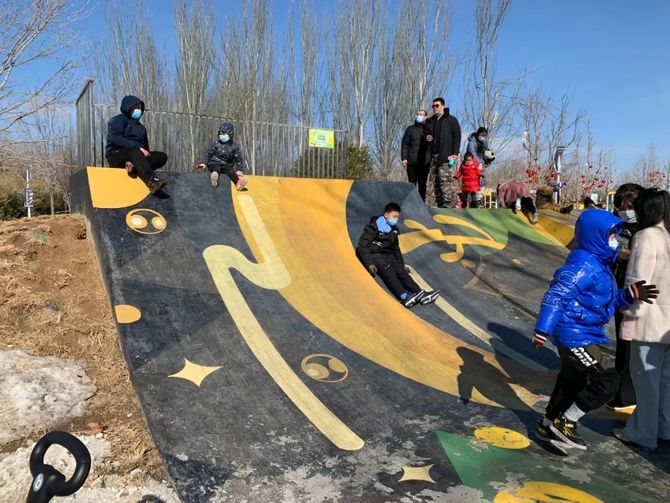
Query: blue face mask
131 109 142 120
219 134 230 143
386 217 398 227
415 115 424 124
478 135 486 142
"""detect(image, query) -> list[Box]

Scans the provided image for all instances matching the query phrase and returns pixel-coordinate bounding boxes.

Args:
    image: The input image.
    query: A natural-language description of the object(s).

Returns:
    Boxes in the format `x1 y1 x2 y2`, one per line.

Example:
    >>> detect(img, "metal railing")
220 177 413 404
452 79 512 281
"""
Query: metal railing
76 80 349 178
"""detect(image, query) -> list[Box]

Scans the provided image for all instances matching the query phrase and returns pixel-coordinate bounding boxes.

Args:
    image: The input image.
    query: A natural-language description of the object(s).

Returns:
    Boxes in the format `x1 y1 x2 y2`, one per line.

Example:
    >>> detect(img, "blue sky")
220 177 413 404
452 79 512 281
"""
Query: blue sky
22 0 670 171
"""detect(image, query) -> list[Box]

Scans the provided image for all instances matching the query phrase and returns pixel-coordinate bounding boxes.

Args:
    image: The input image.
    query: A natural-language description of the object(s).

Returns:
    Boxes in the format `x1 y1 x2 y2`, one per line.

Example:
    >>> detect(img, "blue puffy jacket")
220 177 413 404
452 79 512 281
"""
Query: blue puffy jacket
105 95 149 157
535 209 633 348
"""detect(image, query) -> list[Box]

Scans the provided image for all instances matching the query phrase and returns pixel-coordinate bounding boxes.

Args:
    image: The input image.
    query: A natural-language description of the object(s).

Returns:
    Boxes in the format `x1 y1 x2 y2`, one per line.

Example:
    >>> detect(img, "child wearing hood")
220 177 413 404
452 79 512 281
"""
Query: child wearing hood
197 122 248 190
105 95 168 193
533 209 658 450
454 153 482 208
356 202 440 308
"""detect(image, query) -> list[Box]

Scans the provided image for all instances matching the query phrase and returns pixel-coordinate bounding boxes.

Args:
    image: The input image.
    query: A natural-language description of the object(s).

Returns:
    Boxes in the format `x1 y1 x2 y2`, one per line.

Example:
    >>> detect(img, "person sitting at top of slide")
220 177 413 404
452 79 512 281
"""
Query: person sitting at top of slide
105 95 168 194
356 202 440 308
197 121 248 191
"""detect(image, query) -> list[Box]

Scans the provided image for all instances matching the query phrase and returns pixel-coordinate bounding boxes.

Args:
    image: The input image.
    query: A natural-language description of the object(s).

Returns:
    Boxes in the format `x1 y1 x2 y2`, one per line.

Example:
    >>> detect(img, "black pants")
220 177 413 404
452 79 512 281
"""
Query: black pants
460 192 479 208
209 162 239 184
407 163 429 202
106 149 168 182
613 310 636 405
545 344 619 421
376 261 420 300
520 196 537 214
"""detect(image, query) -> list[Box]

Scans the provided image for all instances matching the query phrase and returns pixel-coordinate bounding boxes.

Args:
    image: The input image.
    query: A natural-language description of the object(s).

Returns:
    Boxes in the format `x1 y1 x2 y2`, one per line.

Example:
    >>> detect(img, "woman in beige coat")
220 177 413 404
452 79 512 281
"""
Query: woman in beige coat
614 189 670 449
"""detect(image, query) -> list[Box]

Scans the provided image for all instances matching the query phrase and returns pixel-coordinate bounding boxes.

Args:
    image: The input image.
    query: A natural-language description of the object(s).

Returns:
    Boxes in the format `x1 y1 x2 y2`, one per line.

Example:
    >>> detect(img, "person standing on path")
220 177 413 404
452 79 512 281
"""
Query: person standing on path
608 183 644 412
400 109 430 202
614 189 670 450
425 98 461 208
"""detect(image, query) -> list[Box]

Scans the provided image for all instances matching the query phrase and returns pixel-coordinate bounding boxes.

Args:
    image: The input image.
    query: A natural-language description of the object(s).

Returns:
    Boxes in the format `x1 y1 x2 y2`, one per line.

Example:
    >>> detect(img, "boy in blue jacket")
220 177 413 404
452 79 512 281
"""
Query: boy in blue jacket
105 95 168 194
533 209 658 450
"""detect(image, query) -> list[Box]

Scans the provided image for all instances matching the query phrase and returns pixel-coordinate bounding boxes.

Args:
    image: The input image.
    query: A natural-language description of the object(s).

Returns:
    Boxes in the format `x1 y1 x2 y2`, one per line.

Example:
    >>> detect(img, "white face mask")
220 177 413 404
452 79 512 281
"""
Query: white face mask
620 209 637 224
609 237 620 250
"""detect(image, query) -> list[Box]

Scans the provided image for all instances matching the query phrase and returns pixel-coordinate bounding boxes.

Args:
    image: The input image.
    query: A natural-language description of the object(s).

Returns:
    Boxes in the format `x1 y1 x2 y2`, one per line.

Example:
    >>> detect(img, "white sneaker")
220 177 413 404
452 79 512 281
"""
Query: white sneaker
210 171 219 188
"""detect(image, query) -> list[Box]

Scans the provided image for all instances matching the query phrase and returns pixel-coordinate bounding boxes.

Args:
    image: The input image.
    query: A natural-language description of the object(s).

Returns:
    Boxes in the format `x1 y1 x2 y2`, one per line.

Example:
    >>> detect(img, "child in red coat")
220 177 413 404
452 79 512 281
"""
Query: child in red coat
455 153 483 208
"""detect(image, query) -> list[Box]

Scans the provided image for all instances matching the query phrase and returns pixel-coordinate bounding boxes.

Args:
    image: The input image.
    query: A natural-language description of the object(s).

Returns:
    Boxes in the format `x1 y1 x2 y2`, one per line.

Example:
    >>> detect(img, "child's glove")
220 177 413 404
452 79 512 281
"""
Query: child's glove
447 154 458 167
626 280 659 304
236 170 244 177
532 332 548 350
368 264 378 276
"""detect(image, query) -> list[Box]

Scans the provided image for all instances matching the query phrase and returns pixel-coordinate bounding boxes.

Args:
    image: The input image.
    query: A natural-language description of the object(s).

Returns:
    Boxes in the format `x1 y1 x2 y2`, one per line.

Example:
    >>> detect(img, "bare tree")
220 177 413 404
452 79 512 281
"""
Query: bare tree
174 0 214 164
462 0 524 154
0 0 85 145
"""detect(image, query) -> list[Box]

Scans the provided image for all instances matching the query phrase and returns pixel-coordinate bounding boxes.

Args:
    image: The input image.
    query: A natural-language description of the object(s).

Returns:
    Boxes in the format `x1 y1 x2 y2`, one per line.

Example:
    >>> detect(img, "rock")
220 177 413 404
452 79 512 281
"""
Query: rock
0 350 96 445
0 434 179 503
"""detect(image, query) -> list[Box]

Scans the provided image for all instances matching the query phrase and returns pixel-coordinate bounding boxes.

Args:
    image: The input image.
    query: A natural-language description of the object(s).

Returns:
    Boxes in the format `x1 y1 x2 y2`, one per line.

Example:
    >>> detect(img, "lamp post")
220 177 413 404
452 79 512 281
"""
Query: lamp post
554 146 565 204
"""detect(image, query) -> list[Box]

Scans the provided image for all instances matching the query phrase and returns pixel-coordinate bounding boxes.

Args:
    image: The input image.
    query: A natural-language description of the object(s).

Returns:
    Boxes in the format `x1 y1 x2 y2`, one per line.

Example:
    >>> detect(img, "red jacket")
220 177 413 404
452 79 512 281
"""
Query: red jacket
455 160 482 192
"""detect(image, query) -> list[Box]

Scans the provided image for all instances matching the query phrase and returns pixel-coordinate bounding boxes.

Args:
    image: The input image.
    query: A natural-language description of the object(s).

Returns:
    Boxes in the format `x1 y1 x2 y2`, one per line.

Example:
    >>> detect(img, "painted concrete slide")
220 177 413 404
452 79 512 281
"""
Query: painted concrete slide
71 168 669 503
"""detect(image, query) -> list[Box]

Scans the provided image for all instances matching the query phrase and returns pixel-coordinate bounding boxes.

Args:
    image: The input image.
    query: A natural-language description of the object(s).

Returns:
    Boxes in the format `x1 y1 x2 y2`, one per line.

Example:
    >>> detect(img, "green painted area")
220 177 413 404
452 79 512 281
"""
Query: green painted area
434 208 558 247
435 430 658 503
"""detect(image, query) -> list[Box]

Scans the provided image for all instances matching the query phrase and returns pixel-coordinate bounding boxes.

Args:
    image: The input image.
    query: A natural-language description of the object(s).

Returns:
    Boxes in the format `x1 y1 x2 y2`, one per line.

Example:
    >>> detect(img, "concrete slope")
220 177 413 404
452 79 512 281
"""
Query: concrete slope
71 168 669 503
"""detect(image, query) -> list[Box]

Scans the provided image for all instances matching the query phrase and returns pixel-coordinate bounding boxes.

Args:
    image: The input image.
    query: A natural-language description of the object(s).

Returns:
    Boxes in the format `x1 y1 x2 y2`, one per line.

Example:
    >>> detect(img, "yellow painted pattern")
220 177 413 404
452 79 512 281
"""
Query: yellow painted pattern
473 427 530 449
398 464 436 483
494 481 603 502
126 209 167 234
204 194 364 451
536 211 575 247
114 304 141 323
401 215 505 263
86 167 149 208
168 358 222 387
233 177 539 409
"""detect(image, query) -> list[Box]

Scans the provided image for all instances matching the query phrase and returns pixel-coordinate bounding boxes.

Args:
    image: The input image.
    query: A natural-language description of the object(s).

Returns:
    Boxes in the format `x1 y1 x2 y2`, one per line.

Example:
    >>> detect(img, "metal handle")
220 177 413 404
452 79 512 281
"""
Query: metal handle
27 431 91 503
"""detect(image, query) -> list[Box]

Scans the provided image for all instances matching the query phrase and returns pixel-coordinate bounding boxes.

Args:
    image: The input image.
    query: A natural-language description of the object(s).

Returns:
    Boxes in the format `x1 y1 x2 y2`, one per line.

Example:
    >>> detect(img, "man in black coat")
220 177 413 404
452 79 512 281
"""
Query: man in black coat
425 97 462 207
401 109 430 201
105 95 168 193
356 202 440 308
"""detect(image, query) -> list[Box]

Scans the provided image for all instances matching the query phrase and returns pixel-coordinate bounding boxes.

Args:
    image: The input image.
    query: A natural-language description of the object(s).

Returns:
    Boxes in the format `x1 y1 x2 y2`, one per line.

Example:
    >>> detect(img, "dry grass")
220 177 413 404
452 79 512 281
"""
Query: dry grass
0 215 166 481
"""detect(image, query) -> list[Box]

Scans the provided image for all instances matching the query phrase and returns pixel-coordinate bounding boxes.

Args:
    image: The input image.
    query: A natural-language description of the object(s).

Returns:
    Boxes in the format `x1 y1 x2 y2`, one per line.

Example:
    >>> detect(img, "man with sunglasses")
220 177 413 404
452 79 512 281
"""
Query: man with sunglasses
425 98 462 208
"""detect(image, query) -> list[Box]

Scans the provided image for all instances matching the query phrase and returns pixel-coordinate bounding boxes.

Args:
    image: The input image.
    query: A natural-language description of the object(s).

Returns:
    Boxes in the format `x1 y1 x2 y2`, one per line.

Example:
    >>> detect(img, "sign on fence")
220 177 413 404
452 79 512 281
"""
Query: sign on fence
24 188 33 208
308 128 335 149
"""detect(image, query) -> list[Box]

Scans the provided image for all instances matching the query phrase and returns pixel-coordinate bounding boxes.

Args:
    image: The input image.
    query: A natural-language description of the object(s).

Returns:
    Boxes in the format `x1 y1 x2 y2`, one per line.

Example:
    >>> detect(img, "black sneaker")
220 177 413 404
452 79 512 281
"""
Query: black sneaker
403 290 425 308
550 417 587 450
146 177 167 194
536 419 561 441
420 290 440 305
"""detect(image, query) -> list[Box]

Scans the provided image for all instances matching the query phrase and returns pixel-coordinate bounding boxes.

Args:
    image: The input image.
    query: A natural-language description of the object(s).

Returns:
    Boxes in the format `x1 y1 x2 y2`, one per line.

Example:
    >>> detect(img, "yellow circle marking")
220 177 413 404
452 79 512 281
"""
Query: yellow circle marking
474 427 530 450
126 209 167 234
151 216 166 229
114 304 141 324
328 357 348 373
494 481 603 502
301 354 349 383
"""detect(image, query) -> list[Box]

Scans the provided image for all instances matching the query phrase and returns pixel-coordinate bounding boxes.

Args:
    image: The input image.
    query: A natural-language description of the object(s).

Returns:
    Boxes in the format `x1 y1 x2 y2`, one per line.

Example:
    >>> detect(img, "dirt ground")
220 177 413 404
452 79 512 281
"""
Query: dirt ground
0 215 166 482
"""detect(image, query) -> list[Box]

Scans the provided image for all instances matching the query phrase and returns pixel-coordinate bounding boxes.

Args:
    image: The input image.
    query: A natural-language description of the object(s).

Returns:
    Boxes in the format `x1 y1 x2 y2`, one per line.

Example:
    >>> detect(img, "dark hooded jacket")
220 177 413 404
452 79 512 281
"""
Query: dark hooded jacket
535 210 633 348
202 122 244 172
105 95 148 156
400 122 429 166
425 108 461 164
356 216 404 268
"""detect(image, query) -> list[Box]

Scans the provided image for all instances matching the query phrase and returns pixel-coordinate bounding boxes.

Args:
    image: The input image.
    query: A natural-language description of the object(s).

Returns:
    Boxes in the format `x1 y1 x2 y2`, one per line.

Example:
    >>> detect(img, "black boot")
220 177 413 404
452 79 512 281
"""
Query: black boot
146 176 167 194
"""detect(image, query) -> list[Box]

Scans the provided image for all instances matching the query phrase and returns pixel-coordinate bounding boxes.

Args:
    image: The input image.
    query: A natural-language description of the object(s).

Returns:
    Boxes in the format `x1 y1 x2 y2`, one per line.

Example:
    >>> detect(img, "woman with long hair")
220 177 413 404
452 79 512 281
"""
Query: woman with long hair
614 189 670 449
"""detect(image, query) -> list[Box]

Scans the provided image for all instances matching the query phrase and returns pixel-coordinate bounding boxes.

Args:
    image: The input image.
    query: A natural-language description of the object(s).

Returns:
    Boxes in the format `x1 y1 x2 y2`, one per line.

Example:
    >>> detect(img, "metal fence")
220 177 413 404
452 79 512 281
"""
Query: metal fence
75 80 349 178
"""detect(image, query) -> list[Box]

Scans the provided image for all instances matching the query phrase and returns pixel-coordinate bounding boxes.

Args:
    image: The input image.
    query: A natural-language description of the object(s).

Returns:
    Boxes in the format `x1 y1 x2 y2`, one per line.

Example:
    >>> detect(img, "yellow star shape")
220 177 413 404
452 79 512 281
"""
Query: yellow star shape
398 464 436 483
168 358 222 387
